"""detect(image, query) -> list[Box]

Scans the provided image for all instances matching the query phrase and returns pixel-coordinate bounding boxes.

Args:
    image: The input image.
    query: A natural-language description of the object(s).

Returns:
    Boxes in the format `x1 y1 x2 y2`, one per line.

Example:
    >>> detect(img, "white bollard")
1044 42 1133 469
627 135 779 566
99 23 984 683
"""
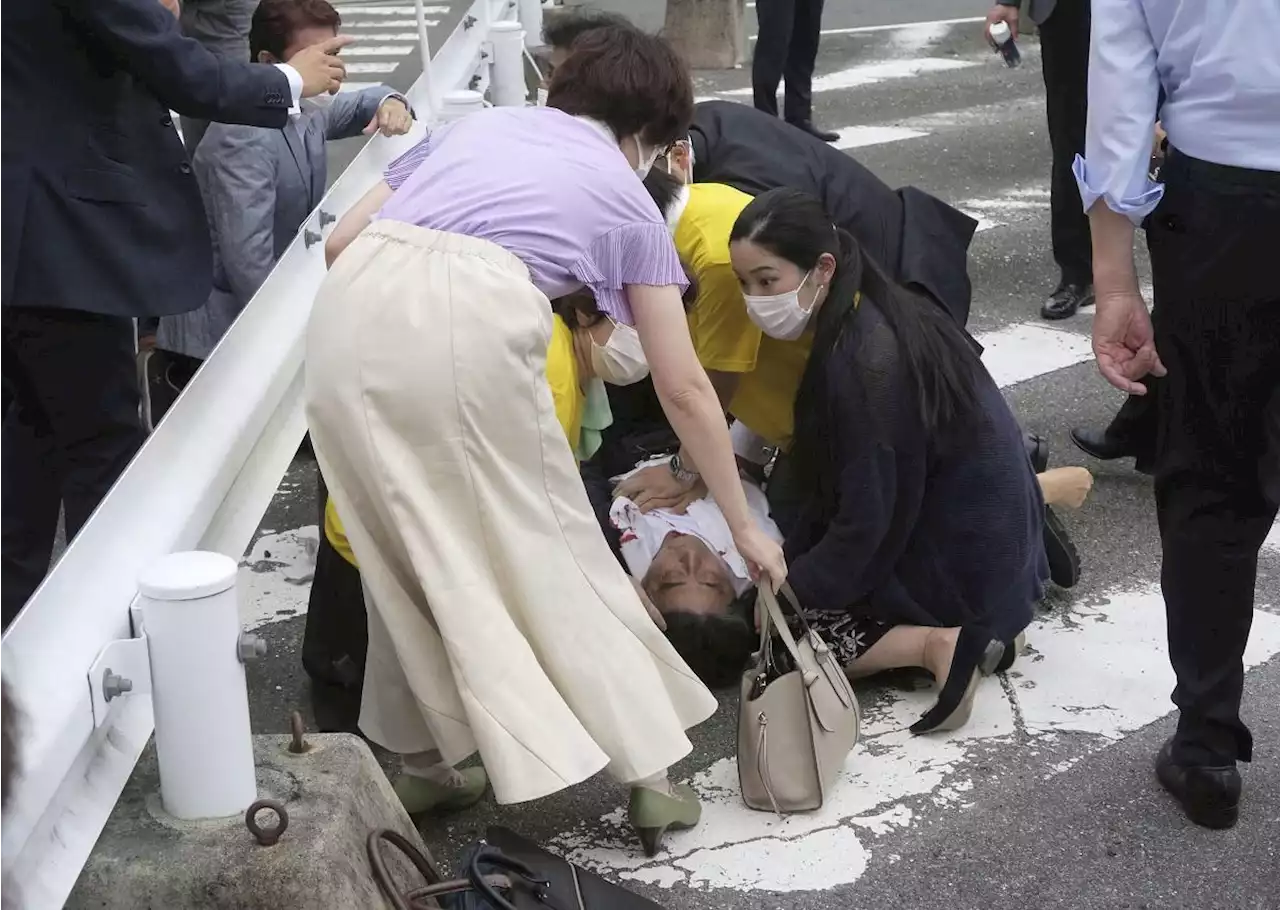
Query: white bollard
518 0 544 48
439 89 485 122
139 551 258 820
490 21 527 108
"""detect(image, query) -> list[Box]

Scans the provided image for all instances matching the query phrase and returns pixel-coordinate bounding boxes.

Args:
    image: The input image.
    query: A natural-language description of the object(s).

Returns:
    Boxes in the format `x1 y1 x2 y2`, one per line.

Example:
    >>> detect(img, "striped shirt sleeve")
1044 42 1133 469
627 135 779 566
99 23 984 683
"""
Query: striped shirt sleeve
570 222 690 326
383 121 456 190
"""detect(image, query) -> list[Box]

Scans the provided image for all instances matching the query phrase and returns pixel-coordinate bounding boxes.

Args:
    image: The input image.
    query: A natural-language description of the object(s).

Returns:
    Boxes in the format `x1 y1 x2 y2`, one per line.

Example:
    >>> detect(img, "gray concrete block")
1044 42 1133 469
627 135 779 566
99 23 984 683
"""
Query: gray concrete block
67 734 425 910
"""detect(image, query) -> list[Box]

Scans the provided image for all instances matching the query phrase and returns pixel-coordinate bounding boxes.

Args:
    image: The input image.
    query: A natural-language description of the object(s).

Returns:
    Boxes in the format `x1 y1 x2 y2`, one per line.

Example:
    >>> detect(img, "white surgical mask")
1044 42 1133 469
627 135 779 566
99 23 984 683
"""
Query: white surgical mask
632 135 661 179
743 270 819 341
591 322 650 386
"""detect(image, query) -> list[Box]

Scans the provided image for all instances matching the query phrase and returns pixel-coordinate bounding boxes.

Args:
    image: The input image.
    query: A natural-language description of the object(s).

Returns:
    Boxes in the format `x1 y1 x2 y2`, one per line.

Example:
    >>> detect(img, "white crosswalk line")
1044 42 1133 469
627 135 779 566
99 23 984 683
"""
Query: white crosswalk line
976 323 1095 388
336 31 423 41
343 19 424 28
345 61 401 74
341 44 419 56
336 4 449 13
750 15 988 41
832 125 930 150
721 58 976 97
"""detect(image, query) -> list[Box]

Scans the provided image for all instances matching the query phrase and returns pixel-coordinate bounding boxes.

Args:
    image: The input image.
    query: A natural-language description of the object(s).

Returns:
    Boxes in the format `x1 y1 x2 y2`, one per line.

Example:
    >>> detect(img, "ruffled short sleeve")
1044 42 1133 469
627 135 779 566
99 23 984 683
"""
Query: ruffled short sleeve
570 221 689 325
383 122 457 190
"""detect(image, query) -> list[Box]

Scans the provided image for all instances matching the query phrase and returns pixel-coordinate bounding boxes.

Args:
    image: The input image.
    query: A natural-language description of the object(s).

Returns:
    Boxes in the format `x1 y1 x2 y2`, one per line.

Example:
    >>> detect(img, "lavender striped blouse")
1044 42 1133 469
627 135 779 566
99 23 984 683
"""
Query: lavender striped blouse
378 107 687 325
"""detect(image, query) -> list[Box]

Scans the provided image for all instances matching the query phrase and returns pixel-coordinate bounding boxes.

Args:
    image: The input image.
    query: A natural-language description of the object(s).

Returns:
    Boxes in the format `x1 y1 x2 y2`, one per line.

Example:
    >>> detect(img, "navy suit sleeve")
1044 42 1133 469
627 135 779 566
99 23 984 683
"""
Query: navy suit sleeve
54 0 290 126
785 338 929 612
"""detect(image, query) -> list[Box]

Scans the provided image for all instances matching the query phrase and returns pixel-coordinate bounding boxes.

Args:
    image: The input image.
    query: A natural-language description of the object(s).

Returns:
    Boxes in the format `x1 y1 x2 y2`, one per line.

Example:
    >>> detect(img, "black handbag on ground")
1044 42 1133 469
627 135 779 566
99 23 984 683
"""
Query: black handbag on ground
368 825 667 910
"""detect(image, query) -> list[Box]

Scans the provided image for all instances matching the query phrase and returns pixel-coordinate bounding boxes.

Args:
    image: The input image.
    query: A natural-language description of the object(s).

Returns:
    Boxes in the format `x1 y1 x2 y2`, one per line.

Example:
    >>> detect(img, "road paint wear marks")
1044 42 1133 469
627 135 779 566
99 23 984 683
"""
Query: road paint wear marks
549 588 1280 893
239 527 318 630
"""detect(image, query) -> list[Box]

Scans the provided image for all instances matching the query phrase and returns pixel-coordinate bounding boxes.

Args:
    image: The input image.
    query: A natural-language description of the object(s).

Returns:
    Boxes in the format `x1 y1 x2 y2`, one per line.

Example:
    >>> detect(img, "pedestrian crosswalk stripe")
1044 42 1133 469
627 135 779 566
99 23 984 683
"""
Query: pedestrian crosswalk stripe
832 125 930 150
343 19 425 28
336 4 449 13
337 31 424 41
342 44 420 56
721 58 977 97
346 61 401 74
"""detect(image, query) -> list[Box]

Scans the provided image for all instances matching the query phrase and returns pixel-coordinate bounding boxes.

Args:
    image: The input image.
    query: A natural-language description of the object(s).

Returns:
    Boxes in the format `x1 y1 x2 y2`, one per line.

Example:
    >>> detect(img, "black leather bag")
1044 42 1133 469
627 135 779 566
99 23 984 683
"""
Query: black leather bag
368 826 666 910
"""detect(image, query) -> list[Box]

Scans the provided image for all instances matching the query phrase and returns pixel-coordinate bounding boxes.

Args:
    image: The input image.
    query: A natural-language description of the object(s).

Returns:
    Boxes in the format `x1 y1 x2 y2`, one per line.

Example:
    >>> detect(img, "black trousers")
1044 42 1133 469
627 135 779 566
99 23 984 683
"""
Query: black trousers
1148 151 1280 767
2 308 144 627
1102 376 1162 473
1038 0 1092 287
752 0 825 124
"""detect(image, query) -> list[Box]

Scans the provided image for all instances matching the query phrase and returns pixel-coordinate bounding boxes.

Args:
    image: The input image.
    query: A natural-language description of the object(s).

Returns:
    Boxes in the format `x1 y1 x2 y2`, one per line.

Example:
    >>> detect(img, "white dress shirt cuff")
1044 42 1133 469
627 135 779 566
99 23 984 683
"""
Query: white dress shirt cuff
378 91 416 119
275 63 304 117
1072 154 1165 226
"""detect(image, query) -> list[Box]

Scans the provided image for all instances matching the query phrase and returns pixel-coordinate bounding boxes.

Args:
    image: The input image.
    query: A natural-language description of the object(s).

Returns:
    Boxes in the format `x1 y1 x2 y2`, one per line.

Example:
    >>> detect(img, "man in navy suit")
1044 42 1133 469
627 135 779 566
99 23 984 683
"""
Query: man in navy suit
0 0 351 626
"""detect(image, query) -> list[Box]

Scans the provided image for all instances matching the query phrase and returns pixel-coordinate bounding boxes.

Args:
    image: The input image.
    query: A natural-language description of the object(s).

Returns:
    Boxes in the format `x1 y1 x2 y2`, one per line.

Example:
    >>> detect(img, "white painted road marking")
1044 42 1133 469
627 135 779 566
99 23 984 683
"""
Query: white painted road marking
346 61 402 74
722 58 976 97
833 125 931 150
341 44 421 56
338 31 427 41
976 323 1094 388
551 588 1280 892
336 5 449 14
749 15 987 41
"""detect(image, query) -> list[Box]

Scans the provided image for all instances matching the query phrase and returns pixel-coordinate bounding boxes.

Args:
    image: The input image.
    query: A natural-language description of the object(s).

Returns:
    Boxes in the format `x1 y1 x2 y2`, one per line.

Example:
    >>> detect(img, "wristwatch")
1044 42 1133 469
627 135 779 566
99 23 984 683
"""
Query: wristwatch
669 452 700 484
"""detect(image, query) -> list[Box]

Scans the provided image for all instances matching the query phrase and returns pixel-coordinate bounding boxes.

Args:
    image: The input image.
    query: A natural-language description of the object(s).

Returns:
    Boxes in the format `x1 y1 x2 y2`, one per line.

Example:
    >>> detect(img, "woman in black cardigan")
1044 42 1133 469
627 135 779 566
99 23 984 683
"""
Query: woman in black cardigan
729 189 1049 733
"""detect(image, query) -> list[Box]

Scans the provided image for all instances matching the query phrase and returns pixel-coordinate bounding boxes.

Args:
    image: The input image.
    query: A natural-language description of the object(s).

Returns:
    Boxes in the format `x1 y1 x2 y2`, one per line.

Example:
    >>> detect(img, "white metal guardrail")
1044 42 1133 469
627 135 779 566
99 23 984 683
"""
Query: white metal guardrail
0 1 537 905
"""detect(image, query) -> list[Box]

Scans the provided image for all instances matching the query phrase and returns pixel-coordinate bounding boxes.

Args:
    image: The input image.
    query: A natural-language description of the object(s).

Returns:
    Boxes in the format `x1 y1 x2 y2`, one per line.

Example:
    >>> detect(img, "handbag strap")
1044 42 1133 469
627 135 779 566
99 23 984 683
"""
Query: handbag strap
756 583 811 673
368 829 446 910
468 847 555 909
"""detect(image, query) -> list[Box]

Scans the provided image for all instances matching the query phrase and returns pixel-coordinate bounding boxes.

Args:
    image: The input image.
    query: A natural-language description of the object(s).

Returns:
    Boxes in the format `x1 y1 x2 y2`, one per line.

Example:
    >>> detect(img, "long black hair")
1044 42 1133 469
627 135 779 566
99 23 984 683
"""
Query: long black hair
729 189 985 496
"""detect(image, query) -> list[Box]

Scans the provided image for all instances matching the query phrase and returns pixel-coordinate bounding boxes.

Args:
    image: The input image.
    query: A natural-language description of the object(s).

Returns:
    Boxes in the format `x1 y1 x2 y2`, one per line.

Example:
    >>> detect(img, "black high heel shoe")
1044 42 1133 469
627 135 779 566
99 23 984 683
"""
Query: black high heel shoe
910 625 1006 734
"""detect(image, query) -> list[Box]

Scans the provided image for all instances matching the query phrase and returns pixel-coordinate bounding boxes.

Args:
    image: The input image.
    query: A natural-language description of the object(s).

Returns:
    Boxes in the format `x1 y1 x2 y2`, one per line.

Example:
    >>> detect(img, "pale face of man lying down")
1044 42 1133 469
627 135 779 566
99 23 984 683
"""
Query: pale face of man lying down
641 532 739 618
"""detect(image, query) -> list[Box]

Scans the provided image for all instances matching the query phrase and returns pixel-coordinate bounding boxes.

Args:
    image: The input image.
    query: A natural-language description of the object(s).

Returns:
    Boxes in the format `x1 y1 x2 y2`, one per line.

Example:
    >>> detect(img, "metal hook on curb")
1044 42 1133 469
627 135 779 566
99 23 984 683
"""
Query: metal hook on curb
289 710 311 754
245 799 289 847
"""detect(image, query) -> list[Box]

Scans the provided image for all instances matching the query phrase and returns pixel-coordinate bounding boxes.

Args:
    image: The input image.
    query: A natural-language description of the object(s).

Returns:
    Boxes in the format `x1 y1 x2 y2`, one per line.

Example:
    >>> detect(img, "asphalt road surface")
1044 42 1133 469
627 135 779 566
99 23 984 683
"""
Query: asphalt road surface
236 2 1280 908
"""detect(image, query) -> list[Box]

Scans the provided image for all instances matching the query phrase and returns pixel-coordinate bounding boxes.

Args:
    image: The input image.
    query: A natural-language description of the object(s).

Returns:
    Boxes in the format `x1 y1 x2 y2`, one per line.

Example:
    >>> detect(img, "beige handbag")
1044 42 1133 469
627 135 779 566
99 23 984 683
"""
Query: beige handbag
737 582 861 813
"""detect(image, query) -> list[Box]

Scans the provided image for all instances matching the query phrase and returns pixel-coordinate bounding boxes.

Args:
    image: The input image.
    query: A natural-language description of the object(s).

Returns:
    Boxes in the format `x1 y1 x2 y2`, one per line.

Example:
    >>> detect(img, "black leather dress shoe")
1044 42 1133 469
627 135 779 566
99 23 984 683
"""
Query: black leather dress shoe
1155 739 1241 829
1070 427 1135 461
1040 283 1095 320
789 120 840 143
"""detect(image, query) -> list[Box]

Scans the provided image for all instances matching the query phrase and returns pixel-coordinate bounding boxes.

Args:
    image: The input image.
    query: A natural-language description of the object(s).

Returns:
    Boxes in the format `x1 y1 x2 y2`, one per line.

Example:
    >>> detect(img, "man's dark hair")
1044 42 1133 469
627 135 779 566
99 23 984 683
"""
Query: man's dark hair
542 8 636 50
250 0 341 62
547 28 694 149
663 593 757 690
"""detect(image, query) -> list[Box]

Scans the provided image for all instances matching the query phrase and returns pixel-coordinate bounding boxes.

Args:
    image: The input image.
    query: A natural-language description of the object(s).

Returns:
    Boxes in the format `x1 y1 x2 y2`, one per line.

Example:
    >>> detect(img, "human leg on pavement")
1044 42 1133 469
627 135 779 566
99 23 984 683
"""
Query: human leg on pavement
1147 152 1279 828
1 308 143 627
1037 0 1094 320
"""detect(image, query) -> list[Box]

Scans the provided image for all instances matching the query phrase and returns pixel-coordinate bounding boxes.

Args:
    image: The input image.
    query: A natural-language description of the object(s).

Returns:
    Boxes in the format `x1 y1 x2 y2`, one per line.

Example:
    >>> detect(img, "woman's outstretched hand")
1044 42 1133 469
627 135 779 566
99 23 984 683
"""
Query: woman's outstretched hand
734 523 787 592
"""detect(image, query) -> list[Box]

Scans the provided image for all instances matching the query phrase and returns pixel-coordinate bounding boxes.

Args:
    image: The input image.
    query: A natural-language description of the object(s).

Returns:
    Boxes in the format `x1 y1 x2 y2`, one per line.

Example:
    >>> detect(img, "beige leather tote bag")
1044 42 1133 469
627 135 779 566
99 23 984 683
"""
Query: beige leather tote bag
737 583 861 813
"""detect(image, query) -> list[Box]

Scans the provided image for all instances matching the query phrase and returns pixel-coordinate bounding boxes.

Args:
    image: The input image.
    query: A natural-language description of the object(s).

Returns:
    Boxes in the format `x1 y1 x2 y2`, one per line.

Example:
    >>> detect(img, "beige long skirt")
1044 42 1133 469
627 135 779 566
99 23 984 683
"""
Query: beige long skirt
304 221 718 804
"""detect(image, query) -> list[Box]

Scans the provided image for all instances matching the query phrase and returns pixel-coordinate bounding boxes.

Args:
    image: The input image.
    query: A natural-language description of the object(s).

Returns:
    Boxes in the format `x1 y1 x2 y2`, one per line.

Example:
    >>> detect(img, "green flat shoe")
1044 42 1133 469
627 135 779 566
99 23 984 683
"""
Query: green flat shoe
394 766 488 816
629 783 701 857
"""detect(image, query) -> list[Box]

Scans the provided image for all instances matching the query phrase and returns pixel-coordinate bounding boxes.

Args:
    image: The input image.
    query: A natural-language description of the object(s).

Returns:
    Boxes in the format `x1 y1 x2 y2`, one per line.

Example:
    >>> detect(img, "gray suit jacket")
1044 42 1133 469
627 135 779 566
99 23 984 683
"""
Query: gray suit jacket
998 0 1056 26
159 87 398 359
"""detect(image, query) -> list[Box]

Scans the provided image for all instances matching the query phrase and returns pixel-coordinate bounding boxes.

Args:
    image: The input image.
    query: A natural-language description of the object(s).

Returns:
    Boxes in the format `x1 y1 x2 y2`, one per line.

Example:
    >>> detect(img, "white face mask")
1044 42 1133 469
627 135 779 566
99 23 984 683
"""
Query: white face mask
590 322 650 385
631 135 661 179
743 269 820 341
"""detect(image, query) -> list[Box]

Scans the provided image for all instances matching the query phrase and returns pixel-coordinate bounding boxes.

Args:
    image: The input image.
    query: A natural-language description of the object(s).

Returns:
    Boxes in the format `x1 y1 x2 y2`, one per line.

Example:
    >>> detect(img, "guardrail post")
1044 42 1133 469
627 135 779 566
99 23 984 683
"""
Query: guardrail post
518 0 543 47
414 0 437 119
139 552 261 820
490 20 527 107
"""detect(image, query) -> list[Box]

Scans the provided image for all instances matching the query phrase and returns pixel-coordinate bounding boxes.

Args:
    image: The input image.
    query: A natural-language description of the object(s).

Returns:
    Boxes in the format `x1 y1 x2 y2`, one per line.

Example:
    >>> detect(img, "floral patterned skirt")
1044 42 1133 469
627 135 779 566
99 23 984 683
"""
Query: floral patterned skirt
793 607 893 668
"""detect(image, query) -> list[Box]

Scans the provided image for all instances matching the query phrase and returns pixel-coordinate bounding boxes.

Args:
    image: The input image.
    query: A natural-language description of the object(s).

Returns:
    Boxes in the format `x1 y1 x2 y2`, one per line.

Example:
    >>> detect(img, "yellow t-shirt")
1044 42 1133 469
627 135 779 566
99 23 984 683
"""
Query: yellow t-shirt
676 183 816 450
325 314 584 567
